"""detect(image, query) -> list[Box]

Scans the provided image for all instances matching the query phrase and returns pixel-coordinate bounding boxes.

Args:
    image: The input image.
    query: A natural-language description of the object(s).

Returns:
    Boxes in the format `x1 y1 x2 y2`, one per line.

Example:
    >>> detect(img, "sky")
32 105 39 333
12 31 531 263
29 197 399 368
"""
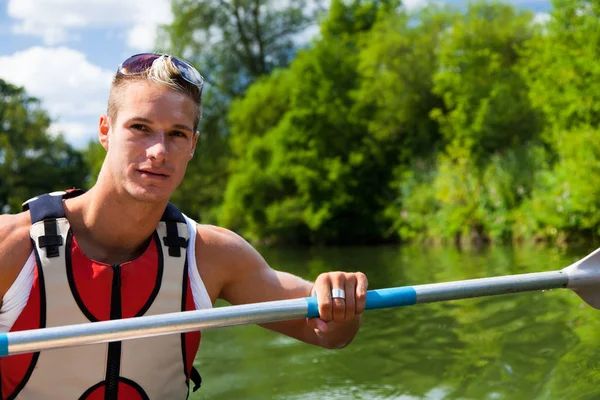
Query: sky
0 0 552 149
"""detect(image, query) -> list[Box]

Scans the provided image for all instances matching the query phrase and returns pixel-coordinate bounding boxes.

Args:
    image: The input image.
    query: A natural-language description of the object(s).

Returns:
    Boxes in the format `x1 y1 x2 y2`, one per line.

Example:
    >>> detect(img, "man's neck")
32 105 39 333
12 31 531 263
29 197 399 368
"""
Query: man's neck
63 186 169 265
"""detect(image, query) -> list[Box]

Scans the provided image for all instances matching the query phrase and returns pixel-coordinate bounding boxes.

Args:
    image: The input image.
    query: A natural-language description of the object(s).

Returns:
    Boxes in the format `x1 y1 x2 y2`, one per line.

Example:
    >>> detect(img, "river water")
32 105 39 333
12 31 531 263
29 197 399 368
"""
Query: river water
190 244 600 399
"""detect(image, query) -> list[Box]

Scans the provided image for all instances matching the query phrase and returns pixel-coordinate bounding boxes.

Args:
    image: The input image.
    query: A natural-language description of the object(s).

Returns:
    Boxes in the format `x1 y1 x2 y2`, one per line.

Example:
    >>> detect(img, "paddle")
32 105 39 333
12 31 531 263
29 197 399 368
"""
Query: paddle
2 246 600 357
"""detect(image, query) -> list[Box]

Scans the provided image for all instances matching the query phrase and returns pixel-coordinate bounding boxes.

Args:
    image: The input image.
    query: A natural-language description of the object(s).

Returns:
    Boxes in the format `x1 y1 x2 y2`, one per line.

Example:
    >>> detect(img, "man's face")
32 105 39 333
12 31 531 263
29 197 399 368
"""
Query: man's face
99 80 198 203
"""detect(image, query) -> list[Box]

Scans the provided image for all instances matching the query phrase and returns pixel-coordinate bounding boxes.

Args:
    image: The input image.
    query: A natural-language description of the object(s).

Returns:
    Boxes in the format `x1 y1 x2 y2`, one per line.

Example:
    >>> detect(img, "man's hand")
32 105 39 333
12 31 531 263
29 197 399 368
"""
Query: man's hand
201 225 370 349
307 271 368 348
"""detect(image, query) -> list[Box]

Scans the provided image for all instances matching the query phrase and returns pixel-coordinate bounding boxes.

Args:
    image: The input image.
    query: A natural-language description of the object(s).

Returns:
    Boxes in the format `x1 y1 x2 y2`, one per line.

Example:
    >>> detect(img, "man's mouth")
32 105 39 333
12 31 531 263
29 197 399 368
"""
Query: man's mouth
137 169 169 179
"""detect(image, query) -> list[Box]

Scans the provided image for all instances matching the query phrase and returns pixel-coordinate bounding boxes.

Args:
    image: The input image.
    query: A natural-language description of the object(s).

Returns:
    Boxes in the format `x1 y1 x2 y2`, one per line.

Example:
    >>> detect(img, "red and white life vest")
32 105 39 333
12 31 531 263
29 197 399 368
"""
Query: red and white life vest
0 191 202 399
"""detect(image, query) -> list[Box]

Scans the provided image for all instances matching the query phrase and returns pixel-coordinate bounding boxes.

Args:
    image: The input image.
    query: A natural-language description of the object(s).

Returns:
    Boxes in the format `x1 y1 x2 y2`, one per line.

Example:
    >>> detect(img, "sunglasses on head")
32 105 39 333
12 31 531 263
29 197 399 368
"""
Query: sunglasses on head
117 53 205 93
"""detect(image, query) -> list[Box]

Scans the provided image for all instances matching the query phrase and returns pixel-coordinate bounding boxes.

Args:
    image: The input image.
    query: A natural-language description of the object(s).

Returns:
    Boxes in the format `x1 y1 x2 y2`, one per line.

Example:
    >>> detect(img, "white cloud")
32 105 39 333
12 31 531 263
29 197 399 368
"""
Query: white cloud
0 46 112 147
49 122 94 143
7 0 173 50
126 1 173 50
533 12 551 25
403 0 429 12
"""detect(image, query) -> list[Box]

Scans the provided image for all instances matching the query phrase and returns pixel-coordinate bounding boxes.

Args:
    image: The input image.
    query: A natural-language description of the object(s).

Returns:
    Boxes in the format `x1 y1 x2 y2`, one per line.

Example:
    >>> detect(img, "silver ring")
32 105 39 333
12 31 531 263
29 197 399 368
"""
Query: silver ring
331 288 345 300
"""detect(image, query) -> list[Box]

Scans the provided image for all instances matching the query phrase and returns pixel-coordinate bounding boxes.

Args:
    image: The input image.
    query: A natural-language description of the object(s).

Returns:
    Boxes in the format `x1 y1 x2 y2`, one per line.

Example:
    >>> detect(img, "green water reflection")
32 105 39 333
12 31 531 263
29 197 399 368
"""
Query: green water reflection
191 245 600 399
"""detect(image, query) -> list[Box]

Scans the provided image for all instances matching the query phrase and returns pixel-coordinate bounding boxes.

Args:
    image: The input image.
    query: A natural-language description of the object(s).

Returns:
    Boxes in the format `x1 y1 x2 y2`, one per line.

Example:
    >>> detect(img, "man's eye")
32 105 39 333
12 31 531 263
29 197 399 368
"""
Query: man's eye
132 124 148 131
171 131 187 138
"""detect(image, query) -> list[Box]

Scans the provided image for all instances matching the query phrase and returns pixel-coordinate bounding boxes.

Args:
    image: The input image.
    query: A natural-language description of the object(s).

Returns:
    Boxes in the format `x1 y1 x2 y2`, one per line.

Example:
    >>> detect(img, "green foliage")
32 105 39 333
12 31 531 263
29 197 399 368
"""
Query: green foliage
431 1 540 165
384 159 439 242
354 4 454 161
0 79 87 213
515 127 600 242
521 0 600 134
83 141 106 189
513 0 600 243
392 144 548 245
215 0 600 246
26 0 600 246
158 0 323 223
357 4 458 242
221 0 398 245
381 1 542 244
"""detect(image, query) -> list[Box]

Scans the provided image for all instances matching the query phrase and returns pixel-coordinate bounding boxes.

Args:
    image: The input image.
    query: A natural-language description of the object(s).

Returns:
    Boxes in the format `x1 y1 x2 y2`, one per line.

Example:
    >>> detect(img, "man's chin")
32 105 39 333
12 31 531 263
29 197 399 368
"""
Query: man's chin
126 184 172 204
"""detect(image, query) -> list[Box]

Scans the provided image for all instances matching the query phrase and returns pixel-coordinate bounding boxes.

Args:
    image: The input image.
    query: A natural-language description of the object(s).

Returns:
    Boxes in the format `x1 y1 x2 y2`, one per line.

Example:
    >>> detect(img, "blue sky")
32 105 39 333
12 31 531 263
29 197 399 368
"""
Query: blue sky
0 0 552 149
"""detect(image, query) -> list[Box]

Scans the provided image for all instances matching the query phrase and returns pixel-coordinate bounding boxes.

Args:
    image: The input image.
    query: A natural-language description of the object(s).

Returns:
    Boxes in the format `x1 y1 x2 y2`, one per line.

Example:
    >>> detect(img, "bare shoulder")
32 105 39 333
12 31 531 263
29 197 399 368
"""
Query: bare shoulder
193 224 268 301
0 212 34 300
192 224 312 309
194 224 264 270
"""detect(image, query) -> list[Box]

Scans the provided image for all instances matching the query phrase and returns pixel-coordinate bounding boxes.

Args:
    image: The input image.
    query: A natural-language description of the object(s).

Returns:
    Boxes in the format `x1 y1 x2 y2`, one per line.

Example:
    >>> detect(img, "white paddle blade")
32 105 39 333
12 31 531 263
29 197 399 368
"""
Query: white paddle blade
563 247 600 310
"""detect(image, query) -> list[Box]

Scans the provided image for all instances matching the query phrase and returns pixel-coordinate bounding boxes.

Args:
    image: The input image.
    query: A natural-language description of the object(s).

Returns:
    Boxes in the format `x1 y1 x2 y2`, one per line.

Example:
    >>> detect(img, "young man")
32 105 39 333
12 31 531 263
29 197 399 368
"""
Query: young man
0 53 367 399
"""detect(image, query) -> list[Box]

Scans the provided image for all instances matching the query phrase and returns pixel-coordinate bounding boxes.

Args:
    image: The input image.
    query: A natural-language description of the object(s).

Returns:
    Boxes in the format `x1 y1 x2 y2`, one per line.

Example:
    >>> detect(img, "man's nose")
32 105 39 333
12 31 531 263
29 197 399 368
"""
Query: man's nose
147 134 167 161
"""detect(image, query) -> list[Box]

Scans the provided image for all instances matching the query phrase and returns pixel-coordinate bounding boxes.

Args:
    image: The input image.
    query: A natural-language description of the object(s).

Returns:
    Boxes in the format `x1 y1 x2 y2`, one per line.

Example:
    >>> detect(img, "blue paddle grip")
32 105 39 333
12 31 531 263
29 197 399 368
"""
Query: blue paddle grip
365 287 417 310
305 286 417 318
0 333 8 357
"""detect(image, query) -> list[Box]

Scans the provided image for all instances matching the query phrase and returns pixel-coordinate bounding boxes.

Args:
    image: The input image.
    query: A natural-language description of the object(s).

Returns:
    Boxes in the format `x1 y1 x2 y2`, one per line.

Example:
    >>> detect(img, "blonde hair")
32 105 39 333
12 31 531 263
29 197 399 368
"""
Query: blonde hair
107 55 203 132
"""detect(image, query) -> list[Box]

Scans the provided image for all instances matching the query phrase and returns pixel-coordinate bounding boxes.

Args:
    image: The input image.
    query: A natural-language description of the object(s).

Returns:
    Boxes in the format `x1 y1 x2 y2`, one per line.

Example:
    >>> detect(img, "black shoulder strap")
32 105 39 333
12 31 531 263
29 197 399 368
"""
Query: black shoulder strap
161 202 186 223
23 193 67 259
21 189 85 258
21 188 85 218
161 203 189 258
23 193 65 222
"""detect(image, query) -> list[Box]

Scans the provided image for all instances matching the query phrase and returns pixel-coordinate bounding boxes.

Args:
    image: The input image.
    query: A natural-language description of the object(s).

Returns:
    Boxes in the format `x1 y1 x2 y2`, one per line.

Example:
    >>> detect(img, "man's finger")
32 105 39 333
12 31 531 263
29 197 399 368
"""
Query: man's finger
344 276 356 322
315 275 333 322
330 273 346 323
355 272 368 315
306 317 329 333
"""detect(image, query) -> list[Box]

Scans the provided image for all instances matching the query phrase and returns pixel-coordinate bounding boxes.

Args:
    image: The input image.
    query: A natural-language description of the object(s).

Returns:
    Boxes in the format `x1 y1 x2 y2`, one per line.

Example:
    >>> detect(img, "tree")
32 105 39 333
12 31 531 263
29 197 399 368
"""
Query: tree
0 80 87 213
220 0 400 244
354 5 454 162
160 0 324 97
351 4 457 242
514 0 600 242
157 0 325 222
521 0 600 135
409 1 541 243
431 1 540 165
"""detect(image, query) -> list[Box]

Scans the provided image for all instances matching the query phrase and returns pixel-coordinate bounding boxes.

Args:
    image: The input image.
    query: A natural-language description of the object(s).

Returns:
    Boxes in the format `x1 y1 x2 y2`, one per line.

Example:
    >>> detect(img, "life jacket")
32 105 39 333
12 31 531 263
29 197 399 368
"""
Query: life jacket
0 190 202 399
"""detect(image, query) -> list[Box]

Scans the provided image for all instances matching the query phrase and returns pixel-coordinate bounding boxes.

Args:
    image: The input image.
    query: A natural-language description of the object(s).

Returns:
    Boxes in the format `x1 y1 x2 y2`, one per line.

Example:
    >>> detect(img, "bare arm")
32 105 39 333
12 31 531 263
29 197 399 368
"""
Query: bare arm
195 225 367 349
0 212 33 305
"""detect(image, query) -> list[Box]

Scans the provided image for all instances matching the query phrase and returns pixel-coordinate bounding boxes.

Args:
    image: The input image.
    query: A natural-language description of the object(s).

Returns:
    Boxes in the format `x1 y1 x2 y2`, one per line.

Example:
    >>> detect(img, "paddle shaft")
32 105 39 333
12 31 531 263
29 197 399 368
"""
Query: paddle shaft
1 270 568 356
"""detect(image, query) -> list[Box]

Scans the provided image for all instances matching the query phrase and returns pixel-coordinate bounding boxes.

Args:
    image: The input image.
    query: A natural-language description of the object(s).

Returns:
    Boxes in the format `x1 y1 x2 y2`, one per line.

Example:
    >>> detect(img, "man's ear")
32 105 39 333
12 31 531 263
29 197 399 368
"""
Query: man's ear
190 131 199 159
99 115 111 151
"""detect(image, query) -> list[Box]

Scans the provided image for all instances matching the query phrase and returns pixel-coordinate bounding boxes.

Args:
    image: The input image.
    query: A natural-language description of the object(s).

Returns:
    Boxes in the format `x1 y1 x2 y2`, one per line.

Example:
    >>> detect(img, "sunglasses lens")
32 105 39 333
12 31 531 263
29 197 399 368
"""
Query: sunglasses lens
118 53 204 91
119 53 160 75
172 58 204 88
